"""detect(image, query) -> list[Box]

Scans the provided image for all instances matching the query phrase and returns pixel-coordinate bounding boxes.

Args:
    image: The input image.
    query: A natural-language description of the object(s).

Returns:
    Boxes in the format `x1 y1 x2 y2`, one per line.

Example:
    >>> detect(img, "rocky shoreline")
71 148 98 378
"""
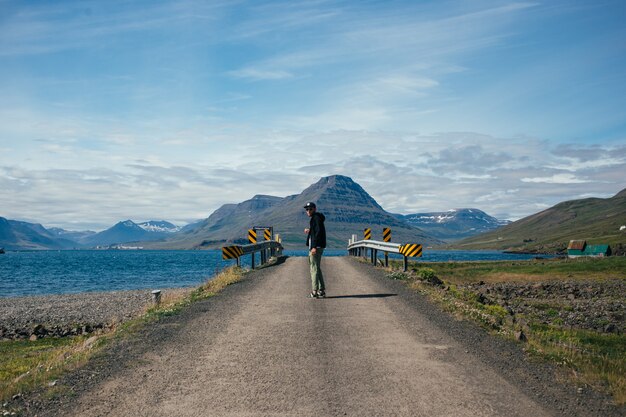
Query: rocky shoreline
0 288 193 340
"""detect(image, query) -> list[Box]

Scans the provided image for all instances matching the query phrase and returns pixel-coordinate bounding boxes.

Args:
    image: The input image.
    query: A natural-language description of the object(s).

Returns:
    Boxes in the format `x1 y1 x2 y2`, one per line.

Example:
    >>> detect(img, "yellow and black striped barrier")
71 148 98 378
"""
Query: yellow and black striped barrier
222 245 243 260
364 228 371 240
248 229 257 244
399 243 423 258
383 227 391 242
264 229 271 241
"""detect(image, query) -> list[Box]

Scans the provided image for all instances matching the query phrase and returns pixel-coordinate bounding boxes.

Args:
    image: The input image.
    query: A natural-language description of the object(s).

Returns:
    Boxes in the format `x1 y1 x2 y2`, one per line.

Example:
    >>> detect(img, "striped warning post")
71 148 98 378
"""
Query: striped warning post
383 227 391 242
364 228 372 240
248 229 257 244
264 229 271 241
399 243 423 258
222 245 243 260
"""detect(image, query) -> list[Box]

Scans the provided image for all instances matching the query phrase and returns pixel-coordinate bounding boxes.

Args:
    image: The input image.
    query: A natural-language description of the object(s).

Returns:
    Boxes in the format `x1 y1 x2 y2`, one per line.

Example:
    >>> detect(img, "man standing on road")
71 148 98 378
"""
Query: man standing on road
304 202 326 298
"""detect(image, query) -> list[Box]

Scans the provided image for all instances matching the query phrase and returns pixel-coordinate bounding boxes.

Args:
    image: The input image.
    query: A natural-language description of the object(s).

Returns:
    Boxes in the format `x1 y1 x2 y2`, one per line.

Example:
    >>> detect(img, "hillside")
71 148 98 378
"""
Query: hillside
149 175 442 249
0 218 76 250
454 188 626 253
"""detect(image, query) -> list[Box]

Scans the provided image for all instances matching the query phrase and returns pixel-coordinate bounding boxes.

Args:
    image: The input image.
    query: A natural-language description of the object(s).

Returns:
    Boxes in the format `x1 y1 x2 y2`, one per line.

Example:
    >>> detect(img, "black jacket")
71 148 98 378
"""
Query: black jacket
306 212 326 249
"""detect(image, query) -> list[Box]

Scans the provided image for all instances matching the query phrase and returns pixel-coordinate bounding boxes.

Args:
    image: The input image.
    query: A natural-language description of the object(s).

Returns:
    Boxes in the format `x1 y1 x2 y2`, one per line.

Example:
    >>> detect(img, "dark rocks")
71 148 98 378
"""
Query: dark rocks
462 279 625 334
32 324 47 336
477 293 488 304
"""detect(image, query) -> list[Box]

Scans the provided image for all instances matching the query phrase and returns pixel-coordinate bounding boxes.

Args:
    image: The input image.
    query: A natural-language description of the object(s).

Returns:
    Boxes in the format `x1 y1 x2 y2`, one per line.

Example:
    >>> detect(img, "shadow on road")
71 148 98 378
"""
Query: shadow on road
324 293 397 299
255 255 288 270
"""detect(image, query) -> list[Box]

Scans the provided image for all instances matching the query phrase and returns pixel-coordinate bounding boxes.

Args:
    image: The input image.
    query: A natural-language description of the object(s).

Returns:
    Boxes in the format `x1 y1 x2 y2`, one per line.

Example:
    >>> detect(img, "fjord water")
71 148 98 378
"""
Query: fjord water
0 250 548 298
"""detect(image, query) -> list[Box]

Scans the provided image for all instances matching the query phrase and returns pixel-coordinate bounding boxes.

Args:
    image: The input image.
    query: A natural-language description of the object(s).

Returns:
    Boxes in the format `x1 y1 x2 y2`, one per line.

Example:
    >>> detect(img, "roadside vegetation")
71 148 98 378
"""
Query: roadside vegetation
386 256 626 405
0 266 246 409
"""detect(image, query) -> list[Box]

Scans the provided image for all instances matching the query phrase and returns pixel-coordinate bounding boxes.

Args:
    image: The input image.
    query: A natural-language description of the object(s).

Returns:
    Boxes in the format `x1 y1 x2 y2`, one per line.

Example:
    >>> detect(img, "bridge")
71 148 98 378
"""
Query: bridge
222 226 424 271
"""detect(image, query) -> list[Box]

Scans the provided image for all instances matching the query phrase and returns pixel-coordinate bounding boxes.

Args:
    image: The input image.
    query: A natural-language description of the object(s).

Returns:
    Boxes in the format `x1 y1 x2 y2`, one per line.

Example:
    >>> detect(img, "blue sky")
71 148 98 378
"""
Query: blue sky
1 0 625 231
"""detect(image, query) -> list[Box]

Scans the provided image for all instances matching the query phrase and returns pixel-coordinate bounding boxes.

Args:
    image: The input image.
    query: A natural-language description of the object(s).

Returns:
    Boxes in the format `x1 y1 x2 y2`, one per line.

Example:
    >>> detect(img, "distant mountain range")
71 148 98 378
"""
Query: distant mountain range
454 188 626 253
394 209 510 241
0 219 180 250
48 227 96 243
4 175 620 253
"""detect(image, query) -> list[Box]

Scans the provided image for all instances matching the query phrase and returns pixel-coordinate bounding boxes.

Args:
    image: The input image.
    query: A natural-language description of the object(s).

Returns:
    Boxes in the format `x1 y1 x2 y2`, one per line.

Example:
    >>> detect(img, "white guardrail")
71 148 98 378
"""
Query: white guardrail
347 234 422 272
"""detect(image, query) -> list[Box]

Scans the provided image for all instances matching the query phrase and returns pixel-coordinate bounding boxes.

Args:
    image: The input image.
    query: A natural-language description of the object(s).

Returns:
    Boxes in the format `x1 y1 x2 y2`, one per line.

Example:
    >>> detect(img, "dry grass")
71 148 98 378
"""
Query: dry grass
197 266 244 295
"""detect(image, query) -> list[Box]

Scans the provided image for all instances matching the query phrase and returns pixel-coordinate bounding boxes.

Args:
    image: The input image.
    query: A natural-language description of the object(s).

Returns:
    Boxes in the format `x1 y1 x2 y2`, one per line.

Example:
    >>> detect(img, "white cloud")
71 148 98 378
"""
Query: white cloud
521 174 591 184
227 68 294 81
2 129 624 230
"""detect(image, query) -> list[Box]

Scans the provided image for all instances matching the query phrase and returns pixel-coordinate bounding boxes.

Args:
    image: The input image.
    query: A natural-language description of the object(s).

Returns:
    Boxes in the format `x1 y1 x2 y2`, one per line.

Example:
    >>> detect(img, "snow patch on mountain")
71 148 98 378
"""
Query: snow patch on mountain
138 221 181 233
400 208 511 241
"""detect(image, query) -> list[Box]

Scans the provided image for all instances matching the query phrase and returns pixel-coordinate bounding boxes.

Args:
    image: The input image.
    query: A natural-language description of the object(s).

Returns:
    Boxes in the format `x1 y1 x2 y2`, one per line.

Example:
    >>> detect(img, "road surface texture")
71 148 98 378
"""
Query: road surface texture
30 257 620 417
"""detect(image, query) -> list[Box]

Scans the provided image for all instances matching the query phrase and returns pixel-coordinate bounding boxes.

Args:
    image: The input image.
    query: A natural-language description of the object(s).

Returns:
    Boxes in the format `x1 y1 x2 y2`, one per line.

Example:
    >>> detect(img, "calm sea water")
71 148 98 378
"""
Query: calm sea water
0 249 550 298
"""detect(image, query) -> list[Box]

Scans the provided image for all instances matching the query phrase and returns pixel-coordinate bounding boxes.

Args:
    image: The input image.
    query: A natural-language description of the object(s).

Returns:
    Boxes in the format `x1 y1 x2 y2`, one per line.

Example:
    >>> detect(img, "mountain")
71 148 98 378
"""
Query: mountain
0 218 183 250
159 195 284 248
80 220 180 247
137 220 181 233
149 175 443 249
396 209 510 241
48 227 96 242
0 218 77 250
454 188 626 253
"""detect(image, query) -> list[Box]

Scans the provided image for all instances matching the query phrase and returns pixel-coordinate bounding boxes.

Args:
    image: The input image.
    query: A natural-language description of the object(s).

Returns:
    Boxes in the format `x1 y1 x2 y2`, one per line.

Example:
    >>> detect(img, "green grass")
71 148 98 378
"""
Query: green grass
0 336 94 405
398 256 626 284
0 266 246 407
386 256 626 405
526 325 626 404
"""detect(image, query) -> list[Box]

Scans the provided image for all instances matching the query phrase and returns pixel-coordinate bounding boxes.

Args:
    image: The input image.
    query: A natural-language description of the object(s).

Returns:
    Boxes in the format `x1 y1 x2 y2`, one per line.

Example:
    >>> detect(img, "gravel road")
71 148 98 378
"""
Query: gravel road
23 257 622 417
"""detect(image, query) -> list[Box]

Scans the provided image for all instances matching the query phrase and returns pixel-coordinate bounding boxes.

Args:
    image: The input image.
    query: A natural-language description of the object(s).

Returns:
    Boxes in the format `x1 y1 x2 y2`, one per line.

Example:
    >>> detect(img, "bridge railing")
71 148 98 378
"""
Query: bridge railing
347 235 422 272
222 240 283 269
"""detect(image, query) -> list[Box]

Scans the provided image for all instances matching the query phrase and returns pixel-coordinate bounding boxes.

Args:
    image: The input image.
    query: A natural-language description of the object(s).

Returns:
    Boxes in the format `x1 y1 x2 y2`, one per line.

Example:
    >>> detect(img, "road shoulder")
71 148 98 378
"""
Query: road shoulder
346 258 624 417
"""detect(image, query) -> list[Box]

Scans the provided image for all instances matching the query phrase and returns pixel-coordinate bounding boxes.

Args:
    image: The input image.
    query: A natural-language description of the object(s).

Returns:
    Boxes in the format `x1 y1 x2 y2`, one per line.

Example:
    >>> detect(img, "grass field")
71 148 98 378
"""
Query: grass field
418 256 626 284
387 256 626 405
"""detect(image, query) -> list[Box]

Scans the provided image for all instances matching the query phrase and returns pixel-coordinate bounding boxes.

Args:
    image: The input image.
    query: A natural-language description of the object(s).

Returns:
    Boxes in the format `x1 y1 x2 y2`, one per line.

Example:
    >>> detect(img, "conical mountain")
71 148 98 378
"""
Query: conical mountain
152 175 442 249
263 175 440 247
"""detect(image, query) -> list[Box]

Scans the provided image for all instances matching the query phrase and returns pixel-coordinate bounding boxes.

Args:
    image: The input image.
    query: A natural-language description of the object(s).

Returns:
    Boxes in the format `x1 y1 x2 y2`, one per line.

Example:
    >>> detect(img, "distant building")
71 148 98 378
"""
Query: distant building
567 240 611 258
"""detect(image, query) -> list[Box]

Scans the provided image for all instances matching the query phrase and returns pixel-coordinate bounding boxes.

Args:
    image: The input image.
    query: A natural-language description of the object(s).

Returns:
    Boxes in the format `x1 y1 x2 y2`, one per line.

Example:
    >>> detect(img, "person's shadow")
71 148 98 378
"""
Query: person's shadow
324 293 397 299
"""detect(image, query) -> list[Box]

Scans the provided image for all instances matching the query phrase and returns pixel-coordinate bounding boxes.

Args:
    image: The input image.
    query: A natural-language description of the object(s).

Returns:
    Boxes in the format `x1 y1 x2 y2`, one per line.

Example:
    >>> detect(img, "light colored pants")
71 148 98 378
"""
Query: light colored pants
309 248 325 292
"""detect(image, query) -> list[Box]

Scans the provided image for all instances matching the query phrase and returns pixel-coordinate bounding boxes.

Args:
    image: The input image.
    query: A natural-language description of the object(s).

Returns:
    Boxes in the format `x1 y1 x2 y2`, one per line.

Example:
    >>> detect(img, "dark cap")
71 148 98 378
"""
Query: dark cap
303 202 316 209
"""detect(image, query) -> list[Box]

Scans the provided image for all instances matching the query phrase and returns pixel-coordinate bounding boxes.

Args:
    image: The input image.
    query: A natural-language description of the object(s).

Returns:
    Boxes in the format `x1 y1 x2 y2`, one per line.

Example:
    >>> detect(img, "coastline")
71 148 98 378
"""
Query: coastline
502 249 565 256
0 287 194 340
